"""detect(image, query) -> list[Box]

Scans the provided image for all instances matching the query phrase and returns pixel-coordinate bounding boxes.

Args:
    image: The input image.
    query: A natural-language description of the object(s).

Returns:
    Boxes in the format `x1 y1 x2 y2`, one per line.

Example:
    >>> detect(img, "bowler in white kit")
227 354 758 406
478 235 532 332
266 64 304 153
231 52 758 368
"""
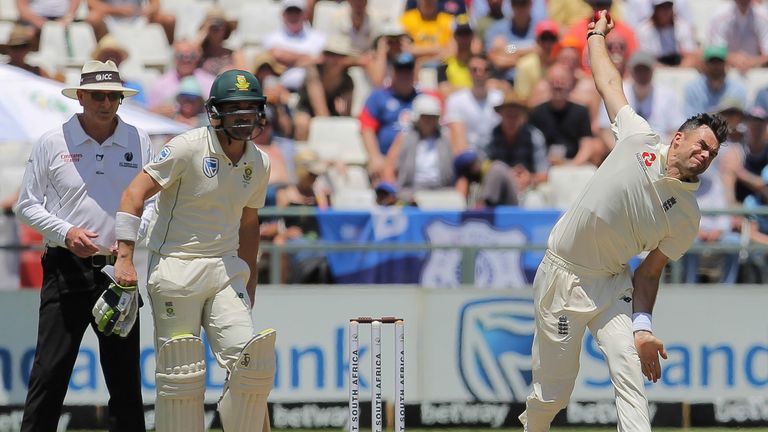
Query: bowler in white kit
519 10 729 432
112 69 276 432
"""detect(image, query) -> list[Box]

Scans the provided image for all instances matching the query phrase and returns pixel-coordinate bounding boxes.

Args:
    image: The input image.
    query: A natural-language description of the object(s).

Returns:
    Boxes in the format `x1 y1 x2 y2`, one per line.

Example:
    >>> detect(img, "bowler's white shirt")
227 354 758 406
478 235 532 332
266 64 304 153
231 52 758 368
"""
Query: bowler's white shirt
16 115 153 253
144 126 270 258
549 106 700 274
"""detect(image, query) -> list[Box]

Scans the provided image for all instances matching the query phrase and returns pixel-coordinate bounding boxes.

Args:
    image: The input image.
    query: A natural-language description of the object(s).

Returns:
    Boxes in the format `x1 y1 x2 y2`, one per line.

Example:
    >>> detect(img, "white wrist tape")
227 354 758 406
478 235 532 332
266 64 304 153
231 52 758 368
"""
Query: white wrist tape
632 312 652 333
115 212 141 242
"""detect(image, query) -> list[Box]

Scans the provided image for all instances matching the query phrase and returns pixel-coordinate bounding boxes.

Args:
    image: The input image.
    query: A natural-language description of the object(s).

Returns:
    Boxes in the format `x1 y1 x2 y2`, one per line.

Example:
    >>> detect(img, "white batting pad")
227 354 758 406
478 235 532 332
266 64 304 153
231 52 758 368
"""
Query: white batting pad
155 335 207 432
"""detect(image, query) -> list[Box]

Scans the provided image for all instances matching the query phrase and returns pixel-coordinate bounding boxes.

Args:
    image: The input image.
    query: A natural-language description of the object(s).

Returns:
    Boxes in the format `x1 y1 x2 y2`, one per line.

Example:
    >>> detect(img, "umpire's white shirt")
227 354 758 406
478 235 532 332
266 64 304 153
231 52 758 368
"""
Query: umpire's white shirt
16 115 153 254
548 105 700 275
143 126 270 258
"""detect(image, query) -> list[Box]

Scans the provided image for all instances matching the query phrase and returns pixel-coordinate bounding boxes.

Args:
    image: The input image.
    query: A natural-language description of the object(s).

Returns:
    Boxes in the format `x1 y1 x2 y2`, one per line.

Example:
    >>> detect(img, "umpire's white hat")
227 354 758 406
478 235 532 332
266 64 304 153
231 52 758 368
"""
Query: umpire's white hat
62 60 139 100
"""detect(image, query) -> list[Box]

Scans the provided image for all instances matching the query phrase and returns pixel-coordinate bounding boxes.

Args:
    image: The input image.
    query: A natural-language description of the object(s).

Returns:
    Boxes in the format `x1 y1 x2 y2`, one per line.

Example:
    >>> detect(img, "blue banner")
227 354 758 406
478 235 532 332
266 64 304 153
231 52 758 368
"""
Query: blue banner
317 207 562 286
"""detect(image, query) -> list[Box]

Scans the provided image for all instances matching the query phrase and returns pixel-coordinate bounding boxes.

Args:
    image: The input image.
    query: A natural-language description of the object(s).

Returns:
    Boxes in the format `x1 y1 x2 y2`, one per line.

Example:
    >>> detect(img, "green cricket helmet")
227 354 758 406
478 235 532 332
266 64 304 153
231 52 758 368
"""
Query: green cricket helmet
205 69 267 140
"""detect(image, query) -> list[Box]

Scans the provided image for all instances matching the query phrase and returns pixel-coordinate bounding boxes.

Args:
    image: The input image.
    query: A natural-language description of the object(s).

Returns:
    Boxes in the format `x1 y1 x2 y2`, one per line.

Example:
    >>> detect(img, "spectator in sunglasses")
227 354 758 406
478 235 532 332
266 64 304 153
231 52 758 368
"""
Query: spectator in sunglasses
147 39 215 118
196 7 246 75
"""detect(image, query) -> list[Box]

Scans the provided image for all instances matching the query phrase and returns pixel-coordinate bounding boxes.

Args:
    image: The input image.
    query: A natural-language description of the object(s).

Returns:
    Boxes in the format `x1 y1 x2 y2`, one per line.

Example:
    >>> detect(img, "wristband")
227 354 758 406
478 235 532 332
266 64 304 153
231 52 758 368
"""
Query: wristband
115 212 141 242
632 312 652 333
587 31 606 39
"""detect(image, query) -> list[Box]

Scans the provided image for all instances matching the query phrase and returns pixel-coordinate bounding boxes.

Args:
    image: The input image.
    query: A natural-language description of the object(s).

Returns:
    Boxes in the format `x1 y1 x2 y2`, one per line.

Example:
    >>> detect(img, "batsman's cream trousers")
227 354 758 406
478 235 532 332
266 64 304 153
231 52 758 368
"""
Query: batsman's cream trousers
519 250 651 432
146 252 255 371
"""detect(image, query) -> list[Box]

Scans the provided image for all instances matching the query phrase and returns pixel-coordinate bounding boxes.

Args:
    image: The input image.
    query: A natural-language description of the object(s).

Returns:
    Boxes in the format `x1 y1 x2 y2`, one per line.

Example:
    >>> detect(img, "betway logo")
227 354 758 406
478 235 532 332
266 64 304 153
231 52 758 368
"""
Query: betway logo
715 398 768 422
272 404 347 428
0 410 69 432
421 402 509 427
567 401 657 424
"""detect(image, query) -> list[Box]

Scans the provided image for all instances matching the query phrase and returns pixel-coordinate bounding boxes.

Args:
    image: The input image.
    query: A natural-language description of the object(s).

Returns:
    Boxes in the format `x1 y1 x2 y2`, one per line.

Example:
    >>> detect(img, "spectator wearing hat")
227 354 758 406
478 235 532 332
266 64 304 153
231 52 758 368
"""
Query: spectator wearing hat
0 24 50 78
196 7 246 76
366 21 412 88
263 0 327 91
453 150 519 207
86 0 176 43
635 0 698 67
15 59 150 432
436 14 477 95
514 19 560 102
485 90 548 195
294 34 356 140
709 0 768 74
252 53 294 139
598 51 684 149
720 105 768 207
485 0 540 83
359 52 422 180
399 0 454 64
374 181 401 206
172 76 207 128
91 33 146 106
443 53 503 154
683 46 747 118
529 63 596 166
328 0 385 58
147 39 215 117
384 93 455 204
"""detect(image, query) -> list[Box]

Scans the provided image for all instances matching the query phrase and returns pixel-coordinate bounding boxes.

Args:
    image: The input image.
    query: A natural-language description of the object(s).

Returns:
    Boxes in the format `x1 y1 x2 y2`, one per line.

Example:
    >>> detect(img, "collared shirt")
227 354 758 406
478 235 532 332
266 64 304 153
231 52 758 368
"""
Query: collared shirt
683 74 747 118
710 2 768 56
144 126 270 258
16 115 153 253
548 106 700 275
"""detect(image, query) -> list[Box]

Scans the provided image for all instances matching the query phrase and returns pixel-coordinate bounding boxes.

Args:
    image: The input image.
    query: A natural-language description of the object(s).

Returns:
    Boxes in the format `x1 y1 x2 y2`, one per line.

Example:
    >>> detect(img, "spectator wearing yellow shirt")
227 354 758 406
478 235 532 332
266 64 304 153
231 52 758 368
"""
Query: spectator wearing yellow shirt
437 14 476 96
400 0 454 63
514 20 560 103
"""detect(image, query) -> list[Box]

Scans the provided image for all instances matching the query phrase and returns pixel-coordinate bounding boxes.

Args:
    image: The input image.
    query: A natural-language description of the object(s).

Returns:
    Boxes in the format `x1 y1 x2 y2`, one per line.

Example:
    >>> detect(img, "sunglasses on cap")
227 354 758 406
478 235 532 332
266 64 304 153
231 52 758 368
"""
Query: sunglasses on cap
88 91 123 102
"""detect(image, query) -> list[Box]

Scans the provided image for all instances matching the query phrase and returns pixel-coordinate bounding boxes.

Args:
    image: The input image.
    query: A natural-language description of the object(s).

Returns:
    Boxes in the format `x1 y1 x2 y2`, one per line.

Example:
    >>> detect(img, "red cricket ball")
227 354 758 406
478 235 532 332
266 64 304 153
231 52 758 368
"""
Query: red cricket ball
593 10 612 23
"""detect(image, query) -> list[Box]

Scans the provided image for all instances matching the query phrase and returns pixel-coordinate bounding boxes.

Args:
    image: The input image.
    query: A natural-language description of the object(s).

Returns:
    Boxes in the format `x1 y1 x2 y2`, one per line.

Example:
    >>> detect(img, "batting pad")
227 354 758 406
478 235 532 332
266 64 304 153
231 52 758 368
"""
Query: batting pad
218 328 277 432
155 336 207 432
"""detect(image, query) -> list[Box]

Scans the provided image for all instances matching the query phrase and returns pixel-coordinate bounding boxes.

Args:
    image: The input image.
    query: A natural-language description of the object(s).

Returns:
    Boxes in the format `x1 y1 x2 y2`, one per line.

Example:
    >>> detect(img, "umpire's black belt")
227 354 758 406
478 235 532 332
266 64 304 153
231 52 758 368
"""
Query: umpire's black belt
47 247 117 267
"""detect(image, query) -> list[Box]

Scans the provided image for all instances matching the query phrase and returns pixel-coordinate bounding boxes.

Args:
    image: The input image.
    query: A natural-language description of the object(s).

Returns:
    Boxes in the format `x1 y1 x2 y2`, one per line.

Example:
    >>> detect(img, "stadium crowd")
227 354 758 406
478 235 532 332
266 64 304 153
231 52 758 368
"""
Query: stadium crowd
2 0 768 284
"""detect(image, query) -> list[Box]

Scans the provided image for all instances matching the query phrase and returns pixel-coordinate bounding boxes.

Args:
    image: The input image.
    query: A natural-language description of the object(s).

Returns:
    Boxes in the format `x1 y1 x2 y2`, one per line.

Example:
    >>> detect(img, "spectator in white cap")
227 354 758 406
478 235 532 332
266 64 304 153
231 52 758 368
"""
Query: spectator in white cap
263 0 327 91
15 58 152 431
384 93 455 204
367 21 412 88
634 0 698 67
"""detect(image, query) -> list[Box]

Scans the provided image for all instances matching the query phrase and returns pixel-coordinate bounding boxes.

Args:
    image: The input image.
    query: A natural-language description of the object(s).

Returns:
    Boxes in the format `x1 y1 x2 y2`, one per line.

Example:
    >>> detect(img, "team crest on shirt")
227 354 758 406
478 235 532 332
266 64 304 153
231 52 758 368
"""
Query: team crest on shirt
155 146 171 163
243 166 252 182
203 157 219 178
642 151 657 167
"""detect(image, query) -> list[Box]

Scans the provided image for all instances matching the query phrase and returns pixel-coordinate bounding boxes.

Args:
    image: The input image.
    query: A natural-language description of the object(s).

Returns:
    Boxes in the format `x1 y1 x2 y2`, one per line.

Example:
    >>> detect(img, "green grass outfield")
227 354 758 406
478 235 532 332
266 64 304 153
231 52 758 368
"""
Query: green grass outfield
70 429 768 432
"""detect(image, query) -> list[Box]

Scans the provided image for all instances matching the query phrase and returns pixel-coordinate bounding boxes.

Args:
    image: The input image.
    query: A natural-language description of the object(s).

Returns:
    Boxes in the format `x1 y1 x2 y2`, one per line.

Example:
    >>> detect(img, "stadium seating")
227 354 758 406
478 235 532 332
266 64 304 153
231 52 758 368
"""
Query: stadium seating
307 116 368 165
238 1 283 47
413 189 467 210
312 1 344 35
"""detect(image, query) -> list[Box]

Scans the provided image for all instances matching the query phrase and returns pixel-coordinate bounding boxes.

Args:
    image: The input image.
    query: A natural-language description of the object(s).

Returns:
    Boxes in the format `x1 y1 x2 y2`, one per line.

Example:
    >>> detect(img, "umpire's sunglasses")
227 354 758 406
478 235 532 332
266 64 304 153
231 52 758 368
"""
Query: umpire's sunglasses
88 91 124 102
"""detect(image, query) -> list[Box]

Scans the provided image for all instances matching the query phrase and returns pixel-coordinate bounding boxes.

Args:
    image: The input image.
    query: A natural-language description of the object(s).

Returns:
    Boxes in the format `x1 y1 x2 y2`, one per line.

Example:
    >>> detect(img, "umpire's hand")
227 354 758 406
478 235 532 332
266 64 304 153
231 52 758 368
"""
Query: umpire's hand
634 331 668 383
65 226 100 258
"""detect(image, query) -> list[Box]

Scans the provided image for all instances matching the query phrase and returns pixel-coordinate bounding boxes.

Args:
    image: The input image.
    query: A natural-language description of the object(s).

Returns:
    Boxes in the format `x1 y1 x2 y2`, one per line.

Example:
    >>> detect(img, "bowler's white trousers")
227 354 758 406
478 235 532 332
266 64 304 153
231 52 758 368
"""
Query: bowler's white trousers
146 252 256 371
519 250 651 432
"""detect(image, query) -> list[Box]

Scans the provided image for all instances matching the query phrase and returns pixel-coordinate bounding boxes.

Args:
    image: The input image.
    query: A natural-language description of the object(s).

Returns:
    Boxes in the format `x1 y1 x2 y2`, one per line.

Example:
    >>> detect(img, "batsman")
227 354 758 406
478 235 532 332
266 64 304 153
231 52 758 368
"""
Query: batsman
519 10 728 432
113 69 276 432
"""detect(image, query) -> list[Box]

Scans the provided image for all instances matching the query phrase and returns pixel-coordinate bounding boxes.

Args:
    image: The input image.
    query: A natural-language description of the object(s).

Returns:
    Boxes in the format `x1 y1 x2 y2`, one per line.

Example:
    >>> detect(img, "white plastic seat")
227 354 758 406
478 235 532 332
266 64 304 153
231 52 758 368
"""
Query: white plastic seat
239 2 282 47
67 22 98 66
348 66 371 116
165 0 212 41
111 22 172 69
0 0 18 21
331 187 376 209
654 67 699 105
745 68 768 105
413 189 466 210
546 165 597 210
307 116 368 165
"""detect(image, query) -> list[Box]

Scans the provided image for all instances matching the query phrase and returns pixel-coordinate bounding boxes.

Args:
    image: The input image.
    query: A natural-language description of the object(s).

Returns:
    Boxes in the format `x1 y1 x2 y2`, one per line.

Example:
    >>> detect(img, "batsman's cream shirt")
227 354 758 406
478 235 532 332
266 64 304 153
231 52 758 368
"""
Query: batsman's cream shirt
548 105 700 274
144 126 270 258
16 115 152 254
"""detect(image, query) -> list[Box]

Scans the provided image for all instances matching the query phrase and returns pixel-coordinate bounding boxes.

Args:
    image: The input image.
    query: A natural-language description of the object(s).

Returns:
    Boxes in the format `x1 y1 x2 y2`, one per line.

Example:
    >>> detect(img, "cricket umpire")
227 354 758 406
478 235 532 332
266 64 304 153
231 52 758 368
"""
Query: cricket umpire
518 11 729 432
15 60 151 432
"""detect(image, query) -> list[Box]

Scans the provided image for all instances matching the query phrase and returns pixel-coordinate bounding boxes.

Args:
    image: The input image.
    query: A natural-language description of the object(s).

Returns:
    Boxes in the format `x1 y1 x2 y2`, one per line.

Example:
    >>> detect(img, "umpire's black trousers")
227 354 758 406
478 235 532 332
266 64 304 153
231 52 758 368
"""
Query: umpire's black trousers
21 247 146 432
